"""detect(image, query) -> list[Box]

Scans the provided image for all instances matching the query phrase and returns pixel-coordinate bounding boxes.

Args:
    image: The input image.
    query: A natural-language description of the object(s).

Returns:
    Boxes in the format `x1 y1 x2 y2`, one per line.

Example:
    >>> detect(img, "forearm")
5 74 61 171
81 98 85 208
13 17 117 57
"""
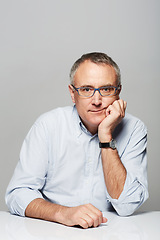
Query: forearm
25 198 107 228
98 99 127 199
25 198 65 223
101 148 126 199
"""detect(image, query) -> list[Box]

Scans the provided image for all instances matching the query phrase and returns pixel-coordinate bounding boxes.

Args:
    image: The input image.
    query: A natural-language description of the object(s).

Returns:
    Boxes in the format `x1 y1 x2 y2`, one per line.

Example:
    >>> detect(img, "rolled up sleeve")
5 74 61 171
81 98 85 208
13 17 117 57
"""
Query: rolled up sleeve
5 119 48 216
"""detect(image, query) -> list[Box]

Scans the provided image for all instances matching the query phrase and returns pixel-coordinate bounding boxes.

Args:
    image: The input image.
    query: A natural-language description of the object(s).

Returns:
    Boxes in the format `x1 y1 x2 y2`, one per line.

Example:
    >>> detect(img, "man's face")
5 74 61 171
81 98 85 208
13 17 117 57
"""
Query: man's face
69 60 121 135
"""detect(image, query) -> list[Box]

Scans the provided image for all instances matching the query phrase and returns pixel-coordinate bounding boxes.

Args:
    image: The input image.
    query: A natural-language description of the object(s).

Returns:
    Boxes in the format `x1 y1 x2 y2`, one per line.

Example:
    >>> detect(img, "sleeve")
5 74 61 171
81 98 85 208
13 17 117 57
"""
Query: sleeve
107 119 149 216
5 119 49 216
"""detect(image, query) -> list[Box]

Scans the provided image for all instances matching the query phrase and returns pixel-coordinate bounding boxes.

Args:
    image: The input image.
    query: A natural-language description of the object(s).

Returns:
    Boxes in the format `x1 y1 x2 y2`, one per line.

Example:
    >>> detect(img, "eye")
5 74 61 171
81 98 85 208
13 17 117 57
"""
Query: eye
100 86 116 96
81 87 92 92
102 87 111 92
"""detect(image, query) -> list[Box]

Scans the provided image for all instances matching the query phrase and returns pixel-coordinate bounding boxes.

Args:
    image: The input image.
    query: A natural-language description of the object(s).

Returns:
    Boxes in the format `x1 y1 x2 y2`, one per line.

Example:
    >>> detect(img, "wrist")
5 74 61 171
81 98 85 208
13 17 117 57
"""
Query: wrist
98 126 113 142
98 134 112 143
54 205 73 226
54 205 67 223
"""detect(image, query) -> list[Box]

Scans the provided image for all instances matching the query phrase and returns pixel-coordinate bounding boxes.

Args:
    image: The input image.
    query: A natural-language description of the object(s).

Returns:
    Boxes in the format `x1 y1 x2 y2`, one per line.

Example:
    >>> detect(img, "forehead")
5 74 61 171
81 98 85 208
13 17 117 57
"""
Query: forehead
74 60 117 86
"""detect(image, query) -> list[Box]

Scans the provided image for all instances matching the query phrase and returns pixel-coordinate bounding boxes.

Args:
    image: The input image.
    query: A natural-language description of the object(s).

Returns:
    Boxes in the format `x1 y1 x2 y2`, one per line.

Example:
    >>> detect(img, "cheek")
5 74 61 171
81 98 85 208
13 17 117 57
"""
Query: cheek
75 97 90 109
104 96 119 106
75 99 91 119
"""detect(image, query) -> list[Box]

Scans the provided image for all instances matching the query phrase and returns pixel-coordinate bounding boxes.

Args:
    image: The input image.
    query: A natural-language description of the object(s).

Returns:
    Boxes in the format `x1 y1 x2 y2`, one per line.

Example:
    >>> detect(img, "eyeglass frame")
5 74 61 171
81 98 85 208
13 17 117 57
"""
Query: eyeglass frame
71 84 121 98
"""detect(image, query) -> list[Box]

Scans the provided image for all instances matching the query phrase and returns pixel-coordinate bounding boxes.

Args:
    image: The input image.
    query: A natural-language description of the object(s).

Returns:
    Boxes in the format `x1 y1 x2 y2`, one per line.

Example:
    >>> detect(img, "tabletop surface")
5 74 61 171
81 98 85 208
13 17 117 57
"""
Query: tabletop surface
0 211 160 240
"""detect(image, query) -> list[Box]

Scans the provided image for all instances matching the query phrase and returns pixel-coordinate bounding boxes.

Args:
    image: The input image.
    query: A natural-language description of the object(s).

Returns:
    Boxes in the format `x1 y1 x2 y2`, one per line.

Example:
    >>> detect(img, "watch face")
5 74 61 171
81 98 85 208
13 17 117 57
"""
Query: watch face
110 139 116 150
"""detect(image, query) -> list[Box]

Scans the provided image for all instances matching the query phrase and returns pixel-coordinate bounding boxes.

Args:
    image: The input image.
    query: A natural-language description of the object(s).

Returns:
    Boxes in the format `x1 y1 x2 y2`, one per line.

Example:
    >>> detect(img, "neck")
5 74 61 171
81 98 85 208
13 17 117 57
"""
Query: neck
80 117 98 135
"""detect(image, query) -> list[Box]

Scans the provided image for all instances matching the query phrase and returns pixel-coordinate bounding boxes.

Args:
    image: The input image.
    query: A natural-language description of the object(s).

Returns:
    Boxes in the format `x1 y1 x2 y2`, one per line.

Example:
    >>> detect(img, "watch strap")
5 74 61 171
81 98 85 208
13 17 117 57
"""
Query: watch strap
99 139 116 150
99 142 110 148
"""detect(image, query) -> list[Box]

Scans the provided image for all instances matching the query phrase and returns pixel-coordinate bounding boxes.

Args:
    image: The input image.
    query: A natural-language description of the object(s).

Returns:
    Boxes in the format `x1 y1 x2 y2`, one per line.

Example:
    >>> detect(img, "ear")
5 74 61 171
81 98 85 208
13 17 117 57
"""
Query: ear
118 84 122 95
68 85 75 103
115 85 122 100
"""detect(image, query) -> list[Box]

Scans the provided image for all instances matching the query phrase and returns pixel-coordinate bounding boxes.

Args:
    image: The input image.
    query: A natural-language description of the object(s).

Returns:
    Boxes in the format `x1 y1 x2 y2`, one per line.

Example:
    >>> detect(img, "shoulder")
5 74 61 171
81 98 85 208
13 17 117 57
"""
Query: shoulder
114 113 147 155
26 106 74 135
114 112 147 140
35 106 73 125
123 113 147 134
22 106 75 144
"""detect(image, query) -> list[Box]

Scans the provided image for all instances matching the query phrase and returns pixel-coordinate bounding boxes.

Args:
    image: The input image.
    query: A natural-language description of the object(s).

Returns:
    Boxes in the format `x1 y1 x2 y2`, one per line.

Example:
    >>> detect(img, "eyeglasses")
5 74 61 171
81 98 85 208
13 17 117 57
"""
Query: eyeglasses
71 84 121 98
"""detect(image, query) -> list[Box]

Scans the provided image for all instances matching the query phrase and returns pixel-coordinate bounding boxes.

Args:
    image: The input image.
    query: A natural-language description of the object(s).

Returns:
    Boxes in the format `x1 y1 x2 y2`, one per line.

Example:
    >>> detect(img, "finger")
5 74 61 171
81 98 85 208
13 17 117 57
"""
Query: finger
118 99 126 109
124 100 127 110
113 99 126 118
107 101 121 119
81 213 94 228
76 204 99 228
85 204 103 227
105 105 111 117
106 103 114 116
113 99 123 112
85 204 108 226
118 99 125 117
102 217 108 223
78 218 89 229
86 213 100 228
119 100 127 117
82 209 100 228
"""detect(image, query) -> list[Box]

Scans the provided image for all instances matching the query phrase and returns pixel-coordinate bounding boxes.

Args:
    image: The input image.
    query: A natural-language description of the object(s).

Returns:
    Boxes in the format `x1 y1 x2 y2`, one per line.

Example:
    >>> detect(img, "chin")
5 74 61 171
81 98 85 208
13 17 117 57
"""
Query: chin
89 116 104 127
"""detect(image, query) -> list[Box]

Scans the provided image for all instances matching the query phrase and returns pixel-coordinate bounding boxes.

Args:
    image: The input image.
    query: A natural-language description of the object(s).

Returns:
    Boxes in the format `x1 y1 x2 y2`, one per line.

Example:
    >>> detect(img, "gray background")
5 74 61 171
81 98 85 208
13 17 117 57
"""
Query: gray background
0 0 160 212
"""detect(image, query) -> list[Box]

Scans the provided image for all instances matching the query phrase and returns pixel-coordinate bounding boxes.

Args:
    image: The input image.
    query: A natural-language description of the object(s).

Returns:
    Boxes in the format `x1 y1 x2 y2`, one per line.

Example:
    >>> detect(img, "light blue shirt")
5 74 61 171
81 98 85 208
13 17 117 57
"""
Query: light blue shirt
5 105 148 216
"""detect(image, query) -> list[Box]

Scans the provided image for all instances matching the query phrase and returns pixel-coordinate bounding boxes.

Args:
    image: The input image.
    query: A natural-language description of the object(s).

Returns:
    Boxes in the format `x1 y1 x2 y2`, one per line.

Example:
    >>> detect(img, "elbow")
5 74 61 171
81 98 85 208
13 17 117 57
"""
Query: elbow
116 205 136 217
113 181 149 217
114 195 149 217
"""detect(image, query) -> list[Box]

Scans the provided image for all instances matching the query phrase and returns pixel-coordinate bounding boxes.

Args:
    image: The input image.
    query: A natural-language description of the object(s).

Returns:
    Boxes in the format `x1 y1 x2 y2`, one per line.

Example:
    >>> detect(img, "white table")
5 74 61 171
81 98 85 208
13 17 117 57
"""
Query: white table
0 211 160 240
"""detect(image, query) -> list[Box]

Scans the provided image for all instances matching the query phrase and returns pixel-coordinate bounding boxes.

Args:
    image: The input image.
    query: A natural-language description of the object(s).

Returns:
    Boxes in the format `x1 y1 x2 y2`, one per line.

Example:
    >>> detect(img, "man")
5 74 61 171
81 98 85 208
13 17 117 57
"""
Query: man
5 52 148 229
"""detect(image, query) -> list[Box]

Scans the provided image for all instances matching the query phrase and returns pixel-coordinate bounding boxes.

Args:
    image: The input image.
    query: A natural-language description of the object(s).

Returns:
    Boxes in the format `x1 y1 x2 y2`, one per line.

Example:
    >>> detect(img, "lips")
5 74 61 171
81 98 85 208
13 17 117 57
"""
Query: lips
88 108 106 113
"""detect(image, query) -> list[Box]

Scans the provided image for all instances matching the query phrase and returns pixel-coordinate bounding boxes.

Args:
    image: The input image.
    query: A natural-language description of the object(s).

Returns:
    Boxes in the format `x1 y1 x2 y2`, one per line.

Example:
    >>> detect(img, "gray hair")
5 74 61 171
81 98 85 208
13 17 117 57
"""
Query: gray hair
69 52 121 85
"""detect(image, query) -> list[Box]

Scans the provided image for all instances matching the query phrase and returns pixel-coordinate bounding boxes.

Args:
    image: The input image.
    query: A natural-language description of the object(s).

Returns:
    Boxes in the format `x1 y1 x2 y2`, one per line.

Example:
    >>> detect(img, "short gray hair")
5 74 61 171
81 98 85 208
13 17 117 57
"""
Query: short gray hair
69 52 121 85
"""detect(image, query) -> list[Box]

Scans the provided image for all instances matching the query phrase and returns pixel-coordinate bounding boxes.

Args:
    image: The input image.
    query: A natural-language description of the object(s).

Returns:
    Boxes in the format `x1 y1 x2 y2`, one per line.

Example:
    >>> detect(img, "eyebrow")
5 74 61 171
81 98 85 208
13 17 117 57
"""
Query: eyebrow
80 85 94 88
79 84 114 88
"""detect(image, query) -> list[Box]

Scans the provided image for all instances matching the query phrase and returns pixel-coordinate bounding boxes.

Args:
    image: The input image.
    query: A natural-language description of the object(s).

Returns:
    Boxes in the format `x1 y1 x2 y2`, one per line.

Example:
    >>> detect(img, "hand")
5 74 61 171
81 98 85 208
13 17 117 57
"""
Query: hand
98 99 127 142
58 203 107 229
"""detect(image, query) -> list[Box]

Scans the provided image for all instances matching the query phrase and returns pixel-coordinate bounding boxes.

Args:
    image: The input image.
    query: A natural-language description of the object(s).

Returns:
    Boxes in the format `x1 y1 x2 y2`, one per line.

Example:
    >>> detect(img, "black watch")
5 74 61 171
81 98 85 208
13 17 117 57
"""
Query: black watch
99 139 116 150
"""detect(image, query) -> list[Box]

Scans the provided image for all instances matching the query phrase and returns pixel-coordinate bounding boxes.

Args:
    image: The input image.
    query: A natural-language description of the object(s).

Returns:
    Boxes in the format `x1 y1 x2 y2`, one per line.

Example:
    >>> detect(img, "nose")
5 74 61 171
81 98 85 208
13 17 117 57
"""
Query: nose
91 89 102 106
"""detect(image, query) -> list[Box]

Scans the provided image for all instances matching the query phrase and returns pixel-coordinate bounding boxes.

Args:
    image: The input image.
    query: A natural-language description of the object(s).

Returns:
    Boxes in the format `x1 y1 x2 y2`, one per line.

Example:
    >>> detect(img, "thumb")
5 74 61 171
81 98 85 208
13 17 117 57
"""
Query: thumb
102 217 108 223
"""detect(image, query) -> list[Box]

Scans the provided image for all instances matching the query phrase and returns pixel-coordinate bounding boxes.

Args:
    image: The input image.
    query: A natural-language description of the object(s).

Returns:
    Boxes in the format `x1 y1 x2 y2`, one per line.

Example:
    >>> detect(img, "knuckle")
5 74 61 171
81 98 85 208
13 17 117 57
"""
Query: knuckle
80 205 86 211
86 203 91 208
97 211 103 218
92 215 99 222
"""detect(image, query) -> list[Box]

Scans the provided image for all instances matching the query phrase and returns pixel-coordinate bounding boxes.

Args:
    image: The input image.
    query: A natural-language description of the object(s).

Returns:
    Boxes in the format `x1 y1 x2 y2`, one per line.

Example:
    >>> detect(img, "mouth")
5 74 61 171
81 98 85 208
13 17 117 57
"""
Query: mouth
88 108 106 113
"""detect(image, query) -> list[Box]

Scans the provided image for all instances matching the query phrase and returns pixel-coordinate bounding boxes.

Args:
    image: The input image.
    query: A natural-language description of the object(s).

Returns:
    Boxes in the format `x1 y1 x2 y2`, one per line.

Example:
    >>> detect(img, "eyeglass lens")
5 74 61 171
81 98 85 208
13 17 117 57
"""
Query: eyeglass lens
78 87 116 97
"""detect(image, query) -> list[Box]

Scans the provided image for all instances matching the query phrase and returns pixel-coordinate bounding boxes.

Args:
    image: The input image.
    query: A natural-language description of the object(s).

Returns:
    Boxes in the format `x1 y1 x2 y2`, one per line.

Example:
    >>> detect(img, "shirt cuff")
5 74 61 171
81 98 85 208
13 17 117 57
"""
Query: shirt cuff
106 172 146 216
9 188 44 217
